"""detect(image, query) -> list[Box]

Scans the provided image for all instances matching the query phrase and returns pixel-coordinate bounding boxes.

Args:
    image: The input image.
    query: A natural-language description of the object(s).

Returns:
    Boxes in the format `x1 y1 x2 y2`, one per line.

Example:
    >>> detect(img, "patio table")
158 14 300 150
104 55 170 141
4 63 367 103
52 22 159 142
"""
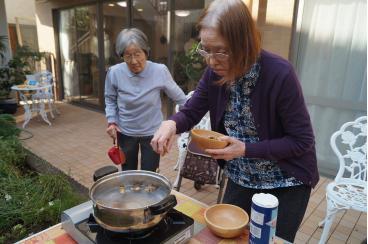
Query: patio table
11 83 53 128
16 190 289 244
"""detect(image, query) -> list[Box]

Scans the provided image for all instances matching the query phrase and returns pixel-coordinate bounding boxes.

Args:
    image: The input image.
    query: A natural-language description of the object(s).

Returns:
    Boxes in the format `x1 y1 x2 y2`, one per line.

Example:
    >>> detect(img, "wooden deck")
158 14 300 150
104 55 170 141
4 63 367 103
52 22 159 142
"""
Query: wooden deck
15 103 366 243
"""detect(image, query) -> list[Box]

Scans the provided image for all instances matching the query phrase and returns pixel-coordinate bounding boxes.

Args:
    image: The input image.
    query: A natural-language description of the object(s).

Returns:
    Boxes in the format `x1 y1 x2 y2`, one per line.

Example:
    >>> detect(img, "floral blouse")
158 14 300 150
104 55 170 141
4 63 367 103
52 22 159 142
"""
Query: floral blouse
224 61 303 189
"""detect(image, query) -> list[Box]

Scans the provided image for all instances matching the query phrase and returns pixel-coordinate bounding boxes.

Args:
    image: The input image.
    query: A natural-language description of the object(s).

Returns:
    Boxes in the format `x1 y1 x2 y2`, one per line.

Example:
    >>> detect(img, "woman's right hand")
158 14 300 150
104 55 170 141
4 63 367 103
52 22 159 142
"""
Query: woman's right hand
106 123 121 140
150 120 177 156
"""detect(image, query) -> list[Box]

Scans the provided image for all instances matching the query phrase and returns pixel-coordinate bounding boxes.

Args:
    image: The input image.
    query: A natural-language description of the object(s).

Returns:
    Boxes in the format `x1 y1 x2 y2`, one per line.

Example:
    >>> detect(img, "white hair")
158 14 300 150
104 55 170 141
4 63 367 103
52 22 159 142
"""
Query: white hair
115 28 150 56
200 0 239 28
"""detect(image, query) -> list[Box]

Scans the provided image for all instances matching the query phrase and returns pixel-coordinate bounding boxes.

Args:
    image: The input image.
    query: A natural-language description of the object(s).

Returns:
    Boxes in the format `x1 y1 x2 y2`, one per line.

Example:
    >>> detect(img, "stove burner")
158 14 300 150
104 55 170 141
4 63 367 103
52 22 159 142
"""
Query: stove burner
79 209 193 243
98 227 155 241
87 215 156 240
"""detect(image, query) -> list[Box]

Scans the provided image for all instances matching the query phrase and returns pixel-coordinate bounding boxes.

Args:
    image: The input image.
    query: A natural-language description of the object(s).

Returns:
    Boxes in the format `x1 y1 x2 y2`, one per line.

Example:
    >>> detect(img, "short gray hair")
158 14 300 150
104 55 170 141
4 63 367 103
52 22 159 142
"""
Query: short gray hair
115 28 150 57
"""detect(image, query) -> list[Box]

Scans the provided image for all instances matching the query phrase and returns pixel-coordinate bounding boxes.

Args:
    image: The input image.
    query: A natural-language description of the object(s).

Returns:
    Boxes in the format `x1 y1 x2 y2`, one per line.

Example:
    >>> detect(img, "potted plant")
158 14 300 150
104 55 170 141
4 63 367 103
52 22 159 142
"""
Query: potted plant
0 63 26 114
174 42 206 93
0 43 45 114
0 35 7 64
0 36 19 114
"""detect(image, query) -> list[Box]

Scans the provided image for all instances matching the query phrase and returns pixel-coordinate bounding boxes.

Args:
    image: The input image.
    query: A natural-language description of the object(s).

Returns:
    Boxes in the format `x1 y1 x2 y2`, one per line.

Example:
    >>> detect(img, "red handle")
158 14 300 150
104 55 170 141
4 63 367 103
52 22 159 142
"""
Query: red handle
108 138 126 165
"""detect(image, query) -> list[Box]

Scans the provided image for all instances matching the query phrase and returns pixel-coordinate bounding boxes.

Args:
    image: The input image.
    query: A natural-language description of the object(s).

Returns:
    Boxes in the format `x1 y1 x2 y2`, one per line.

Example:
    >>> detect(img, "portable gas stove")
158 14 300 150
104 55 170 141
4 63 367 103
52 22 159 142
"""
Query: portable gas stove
61 201 194 244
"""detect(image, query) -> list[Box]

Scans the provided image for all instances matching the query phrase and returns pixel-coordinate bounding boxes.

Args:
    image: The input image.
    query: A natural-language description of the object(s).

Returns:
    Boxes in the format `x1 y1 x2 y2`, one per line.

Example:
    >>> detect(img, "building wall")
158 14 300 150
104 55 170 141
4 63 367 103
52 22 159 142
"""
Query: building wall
35 1 56 54
4 0 39 52
35 0 92 54
245 0 295 59
35 0 295 57
5 0 36 25
34 0 296 103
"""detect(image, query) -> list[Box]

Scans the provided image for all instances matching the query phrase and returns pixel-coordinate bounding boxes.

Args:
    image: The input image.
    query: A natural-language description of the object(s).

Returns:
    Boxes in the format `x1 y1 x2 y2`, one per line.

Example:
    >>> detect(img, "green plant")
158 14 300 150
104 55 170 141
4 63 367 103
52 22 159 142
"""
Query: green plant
0 36 7 63
0 117 84 242
0 137 25 171
0 173 84 243
0 45 45 99
0 114 21 138
174 42 206 89
0 114 24 179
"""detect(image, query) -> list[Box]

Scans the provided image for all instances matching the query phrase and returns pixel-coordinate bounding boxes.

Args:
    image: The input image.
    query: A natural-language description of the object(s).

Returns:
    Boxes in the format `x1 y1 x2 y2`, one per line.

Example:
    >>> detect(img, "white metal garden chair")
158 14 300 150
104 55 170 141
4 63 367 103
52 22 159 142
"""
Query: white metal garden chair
172 91 220 189
318 116 367 244
31 70 59 118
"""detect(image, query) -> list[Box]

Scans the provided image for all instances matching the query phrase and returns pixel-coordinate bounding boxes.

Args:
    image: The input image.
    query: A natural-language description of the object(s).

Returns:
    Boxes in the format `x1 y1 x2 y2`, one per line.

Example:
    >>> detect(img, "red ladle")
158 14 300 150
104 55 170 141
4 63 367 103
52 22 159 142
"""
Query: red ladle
108 138 126 165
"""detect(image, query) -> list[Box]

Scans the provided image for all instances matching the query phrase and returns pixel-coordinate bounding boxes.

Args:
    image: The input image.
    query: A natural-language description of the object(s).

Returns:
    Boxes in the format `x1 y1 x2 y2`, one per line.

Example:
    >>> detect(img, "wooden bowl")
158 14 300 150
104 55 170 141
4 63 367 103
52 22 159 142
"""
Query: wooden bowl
204 204 249 239
191 129 228 150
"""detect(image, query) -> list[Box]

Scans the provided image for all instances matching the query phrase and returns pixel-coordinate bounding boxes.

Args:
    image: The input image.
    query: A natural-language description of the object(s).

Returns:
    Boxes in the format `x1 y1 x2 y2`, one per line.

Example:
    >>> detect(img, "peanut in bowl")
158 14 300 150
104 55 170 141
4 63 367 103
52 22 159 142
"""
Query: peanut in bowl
190 129 228 150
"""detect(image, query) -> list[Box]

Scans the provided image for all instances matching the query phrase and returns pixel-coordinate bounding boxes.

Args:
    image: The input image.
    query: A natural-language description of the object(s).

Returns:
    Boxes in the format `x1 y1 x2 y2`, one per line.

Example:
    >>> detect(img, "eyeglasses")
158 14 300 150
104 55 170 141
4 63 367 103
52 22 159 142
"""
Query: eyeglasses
123 51 145 63
196 43 229 62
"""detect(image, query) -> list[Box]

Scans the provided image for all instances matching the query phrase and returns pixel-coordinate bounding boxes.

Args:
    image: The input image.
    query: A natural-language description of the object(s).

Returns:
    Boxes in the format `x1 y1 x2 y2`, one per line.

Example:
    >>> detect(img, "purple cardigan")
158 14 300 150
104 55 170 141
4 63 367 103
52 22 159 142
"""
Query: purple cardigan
171 50 319 187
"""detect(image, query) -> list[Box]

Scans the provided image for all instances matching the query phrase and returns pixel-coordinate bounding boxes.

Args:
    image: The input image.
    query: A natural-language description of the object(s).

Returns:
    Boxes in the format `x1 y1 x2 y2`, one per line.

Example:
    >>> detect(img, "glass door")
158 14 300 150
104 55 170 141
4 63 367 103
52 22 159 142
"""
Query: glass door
172 0 211 94
102 1 129 68
59 8 79 102
130 0 171 116
75 6 100 106
131 0 169 64
59 5 100 106
128 0 213 117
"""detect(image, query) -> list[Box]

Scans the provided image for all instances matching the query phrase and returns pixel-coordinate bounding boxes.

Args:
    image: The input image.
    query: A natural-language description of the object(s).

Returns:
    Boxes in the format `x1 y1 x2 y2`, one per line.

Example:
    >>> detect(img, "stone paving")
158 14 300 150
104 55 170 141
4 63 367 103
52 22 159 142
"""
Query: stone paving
14 102 366 243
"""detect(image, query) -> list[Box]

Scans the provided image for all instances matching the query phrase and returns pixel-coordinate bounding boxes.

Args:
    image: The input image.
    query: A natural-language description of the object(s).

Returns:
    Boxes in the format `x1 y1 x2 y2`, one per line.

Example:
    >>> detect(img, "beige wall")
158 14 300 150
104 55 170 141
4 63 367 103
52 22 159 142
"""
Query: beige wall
35 0 91 54
245 0 295 59
35 1 56 54
5 0 36 25
5 0 39 50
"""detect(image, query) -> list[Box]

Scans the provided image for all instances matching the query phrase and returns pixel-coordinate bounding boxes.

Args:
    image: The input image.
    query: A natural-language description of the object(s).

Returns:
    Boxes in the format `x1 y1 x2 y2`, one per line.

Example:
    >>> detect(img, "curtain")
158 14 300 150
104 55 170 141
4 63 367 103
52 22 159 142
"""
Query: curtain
295 0 367 177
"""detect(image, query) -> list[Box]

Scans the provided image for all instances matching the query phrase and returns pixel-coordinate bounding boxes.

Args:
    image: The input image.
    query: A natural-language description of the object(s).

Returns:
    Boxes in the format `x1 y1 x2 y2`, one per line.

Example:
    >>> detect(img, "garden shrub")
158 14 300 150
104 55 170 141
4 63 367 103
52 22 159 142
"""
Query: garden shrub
0 114 20 138
0 115 85 243
0 174 82 242
0 114 24 178
0 137 25 171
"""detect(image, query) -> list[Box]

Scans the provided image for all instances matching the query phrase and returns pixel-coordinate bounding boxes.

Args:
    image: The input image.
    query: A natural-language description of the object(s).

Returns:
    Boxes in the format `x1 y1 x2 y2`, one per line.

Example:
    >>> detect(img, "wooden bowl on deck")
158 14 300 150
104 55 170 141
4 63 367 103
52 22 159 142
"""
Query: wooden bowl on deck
204 204 249 239
191 129 228 150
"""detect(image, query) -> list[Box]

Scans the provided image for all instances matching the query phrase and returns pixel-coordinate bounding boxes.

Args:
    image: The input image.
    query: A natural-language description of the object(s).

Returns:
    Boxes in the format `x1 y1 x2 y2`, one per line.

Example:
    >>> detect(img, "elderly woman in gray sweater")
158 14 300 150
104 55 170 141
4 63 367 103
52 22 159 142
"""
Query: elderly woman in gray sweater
105 28 186 172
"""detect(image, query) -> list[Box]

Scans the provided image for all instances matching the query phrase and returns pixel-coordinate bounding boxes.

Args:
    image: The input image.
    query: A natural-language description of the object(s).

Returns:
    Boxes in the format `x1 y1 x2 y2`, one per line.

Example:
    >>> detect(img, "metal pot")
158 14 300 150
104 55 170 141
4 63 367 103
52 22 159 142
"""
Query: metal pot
89 166 177 233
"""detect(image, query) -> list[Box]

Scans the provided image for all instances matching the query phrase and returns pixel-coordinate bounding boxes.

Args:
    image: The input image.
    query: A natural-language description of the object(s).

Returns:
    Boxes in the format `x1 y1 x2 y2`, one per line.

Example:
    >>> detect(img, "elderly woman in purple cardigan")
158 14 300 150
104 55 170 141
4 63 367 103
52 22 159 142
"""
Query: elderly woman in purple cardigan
151 0 319 242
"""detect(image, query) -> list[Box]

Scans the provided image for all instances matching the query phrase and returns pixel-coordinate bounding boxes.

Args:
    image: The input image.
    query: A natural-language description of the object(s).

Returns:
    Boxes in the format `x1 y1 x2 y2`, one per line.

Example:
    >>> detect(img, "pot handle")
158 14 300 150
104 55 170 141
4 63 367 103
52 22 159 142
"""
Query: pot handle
93 166 118 182
149 195 177 215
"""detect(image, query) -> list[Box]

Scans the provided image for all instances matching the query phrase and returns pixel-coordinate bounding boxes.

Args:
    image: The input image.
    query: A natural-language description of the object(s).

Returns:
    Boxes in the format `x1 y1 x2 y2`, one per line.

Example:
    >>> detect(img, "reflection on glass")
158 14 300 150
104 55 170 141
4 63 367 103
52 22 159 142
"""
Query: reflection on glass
103 1 128 69
131 0 170 116
59 5 100 106
173 0 212 93
75 6 100 105
132 0 169 65
59 8 79 101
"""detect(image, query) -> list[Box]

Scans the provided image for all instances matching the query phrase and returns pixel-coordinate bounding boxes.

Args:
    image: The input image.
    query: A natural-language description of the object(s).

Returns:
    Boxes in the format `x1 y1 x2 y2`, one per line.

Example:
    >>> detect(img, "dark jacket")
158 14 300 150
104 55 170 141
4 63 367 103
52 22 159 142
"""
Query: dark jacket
171 50 319 187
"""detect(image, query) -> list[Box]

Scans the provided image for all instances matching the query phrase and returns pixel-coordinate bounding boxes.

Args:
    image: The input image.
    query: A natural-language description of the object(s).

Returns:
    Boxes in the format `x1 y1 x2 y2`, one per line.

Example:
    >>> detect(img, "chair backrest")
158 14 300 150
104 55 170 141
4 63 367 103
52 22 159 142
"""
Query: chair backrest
37 71 53 85
330 116 367 183
175 90 211 130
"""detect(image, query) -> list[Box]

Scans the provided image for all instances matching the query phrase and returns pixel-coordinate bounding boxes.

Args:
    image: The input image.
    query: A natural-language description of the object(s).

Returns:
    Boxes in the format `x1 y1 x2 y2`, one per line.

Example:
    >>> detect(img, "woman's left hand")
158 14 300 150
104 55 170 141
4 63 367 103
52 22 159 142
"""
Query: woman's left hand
205 136 246 161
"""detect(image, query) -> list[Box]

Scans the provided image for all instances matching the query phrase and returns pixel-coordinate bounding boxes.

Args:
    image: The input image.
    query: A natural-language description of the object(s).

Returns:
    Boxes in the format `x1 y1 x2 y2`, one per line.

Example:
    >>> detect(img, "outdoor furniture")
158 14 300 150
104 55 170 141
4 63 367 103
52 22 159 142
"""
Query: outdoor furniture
173 91 225 203
318 116 367 244
31 71 59 119
12 83 53 128
173 91 212 188
11 71 58 128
